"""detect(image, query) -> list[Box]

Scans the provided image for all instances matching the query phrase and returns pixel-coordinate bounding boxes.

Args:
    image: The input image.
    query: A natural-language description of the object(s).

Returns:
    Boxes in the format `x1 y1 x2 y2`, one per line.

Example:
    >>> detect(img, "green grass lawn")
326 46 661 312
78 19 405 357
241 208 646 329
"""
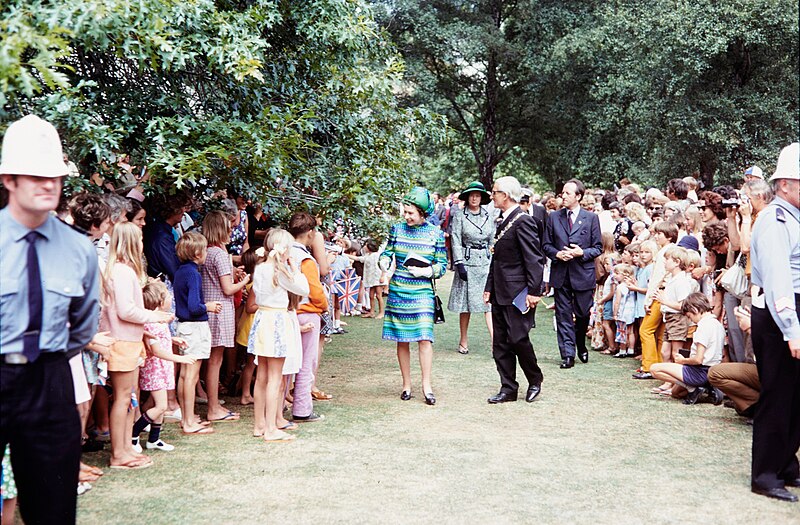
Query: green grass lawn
80 273 800 524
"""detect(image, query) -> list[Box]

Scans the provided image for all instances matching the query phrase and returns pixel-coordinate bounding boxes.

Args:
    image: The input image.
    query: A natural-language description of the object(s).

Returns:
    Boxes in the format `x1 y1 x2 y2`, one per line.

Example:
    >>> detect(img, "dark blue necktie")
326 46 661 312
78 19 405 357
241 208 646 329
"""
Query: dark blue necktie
23 231 43 363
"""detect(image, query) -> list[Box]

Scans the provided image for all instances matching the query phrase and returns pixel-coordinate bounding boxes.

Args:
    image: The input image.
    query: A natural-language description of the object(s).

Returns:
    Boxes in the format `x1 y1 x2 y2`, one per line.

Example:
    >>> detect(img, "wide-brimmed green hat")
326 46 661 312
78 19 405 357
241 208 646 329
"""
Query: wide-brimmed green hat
402 186 435 216
458 181 491 205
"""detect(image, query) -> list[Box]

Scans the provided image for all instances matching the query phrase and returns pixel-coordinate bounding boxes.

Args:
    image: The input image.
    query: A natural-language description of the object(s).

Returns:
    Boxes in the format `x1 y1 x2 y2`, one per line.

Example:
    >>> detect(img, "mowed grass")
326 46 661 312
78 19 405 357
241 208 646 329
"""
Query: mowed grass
80 273 800 524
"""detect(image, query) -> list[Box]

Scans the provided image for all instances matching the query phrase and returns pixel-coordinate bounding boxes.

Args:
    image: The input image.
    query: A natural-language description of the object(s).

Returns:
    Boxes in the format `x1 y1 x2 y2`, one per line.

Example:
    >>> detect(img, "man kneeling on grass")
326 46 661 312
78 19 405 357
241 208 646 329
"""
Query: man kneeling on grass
650 293 725 405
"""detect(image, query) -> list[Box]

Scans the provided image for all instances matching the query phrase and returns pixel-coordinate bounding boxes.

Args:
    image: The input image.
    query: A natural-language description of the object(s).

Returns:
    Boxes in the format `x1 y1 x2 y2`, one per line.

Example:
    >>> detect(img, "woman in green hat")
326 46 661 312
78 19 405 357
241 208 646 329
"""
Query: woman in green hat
447 182 494 354
378 187 447 405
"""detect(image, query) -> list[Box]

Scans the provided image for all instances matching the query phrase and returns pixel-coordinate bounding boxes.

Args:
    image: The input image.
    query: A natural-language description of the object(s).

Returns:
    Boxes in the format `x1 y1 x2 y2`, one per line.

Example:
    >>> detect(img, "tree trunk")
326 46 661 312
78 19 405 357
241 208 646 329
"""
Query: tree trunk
699 155 717 190
480 0 503 191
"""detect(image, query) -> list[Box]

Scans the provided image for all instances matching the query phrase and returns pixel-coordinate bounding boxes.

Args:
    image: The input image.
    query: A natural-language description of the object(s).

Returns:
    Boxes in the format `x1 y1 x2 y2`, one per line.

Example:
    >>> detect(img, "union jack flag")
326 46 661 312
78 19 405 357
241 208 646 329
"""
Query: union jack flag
332 268 361 313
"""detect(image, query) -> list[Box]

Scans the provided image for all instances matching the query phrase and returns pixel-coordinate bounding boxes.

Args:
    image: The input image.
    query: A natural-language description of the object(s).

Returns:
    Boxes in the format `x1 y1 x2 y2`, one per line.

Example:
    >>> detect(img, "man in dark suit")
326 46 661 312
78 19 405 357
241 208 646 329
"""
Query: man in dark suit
483 177 545 404
543 178 602 369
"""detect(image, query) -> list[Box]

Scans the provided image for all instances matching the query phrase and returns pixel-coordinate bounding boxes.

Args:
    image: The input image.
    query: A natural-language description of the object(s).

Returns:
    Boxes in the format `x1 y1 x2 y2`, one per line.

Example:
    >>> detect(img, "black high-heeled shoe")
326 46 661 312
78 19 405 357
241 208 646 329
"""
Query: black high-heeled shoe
424 392 436 406
400 390 412 401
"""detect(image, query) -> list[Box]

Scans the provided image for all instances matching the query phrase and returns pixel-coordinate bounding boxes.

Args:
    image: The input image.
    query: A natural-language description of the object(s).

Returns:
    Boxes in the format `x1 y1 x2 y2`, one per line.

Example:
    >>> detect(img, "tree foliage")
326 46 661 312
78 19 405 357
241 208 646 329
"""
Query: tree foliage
376 0 799 191
1 0 445 232
376 1 537 191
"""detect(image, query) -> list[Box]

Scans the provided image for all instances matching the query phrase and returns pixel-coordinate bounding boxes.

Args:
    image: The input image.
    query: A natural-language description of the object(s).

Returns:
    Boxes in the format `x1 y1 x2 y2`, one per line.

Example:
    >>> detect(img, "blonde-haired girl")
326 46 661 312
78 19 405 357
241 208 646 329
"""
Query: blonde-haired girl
101 222 173 469
248 229 309 442
200 211 250 422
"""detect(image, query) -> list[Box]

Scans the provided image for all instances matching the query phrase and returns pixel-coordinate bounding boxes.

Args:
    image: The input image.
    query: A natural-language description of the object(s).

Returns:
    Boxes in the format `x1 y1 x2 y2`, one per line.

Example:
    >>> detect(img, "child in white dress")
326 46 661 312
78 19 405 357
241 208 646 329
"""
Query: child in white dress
248 229 309 442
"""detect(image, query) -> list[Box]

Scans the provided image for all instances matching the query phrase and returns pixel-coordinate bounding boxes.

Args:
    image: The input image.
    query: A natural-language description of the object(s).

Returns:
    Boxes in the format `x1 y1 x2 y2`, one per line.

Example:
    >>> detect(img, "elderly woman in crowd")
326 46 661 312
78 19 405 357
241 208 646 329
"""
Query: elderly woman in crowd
379 187 447 405
447 182 494 354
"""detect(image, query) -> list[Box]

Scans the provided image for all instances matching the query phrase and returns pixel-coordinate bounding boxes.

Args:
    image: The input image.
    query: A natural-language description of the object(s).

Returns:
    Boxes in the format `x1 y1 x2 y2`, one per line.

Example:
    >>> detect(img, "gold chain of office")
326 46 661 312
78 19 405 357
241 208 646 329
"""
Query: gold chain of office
490 213 524 254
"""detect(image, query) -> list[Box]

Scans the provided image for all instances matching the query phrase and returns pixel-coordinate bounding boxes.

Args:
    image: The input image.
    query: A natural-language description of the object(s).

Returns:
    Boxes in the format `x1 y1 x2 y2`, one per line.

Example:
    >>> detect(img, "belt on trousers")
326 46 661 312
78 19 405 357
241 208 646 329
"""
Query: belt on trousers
1 350 69 366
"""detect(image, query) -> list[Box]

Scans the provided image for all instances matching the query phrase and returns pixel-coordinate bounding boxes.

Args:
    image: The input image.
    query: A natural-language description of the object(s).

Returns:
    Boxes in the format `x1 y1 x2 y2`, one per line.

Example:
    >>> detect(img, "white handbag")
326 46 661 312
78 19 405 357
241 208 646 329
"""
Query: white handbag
719 253 748 299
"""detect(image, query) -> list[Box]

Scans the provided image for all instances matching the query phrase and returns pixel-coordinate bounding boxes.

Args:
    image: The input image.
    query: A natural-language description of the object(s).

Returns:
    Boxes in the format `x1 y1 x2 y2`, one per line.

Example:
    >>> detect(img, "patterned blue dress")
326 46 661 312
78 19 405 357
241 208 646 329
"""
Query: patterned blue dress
379 221 447 343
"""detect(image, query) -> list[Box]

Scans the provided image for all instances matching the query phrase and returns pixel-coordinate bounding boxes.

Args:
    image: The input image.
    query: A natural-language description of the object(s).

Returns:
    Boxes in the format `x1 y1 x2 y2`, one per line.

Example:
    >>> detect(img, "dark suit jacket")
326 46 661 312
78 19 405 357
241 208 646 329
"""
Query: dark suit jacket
543 207 602 291
484 207 544 305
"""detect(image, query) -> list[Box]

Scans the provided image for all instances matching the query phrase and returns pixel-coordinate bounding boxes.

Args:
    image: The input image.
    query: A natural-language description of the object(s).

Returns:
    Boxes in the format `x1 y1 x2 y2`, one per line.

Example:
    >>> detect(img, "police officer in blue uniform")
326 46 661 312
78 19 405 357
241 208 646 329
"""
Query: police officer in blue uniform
749 142 800 502
0 116 100 523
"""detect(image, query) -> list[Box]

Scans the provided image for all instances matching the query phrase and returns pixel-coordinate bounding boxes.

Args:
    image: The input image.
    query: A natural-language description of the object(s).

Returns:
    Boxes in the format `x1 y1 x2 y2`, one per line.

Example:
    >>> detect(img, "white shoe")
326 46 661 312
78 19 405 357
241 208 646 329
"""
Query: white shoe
145 439 175 452
132 437 143 454
164 408 182 422
77 482 92 496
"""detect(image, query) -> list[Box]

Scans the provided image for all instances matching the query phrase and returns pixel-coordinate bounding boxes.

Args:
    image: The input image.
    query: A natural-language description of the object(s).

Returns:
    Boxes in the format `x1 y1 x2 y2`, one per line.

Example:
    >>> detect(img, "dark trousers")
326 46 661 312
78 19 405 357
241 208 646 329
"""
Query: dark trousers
492 303 543 394
554 273 594 359
0 352 81 524
751 296 800 489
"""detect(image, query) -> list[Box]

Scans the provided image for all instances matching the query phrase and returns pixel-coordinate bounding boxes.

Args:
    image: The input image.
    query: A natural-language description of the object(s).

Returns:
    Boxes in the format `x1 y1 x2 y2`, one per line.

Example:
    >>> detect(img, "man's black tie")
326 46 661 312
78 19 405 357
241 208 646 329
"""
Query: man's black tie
23 231 44 363
568 212 573 231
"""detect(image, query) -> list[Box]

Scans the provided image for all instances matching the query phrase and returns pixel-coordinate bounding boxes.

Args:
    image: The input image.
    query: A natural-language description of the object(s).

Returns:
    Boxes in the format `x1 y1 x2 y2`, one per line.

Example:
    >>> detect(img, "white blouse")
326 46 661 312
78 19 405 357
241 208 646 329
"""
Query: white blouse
252 262 310 309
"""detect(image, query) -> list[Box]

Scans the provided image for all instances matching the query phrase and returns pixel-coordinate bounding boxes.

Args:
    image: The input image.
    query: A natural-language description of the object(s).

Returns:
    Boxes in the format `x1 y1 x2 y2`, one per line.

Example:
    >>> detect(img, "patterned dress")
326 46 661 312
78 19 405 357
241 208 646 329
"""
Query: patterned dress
380 221 447 343
140 322 176 391
227 209 248 256
447 206 493 313
201 246 236 347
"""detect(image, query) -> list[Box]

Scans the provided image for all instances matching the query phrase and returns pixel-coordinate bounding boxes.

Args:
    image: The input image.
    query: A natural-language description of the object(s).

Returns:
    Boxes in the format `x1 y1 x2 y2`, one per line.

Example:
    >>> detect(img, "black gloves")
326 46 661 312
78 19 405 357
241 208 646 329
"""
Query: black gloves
455 263 468 282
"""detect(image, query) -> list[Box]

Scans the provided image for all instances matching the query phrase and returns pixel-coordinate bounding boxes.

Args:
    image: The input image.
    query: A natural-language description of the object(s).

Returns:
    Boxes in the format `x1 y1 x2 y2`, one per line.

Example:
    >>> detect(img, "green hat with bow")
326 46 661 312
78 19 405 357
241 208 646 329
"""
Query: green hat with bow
402 186 435 216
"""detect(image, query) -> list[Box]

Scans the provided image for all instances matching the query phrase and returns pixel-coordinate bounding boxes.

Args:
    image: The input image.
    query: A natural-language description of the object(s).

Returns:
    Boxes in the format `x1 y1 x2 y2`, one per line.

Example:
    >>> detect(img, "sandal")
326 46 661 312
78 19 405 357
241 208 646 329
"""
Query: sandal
311 389 333 401
457 344 469 355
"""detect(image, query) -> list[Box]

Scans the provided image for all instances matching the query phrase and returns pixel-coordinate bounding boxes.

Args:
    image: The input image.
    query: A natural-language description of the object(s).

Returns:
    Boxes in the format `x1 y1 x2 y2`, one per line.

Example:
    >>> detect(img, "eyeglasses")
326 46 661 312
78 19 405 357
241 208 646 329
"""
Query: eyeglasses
648 206 662 211
491 190 505 195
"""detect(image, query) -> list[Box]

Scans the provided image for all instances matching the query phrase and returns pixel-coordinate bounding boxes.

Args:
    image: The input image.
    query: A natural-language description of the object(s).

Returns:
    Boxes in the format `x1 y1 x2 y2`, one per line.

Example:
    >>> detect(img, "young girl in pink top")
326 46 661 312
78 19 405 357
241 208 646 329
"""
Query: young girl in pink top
101 222 173 469
201 211 250 422
132 281 196 452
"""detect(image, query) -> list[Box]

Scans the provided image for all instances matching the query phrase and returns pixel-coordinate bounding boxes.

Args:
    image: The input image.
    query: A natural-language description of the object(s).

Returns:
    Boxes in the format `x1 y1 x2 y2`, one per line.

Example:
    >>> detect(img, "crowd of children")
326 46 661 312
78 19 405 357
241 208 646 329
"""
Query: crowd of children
0 185 389 504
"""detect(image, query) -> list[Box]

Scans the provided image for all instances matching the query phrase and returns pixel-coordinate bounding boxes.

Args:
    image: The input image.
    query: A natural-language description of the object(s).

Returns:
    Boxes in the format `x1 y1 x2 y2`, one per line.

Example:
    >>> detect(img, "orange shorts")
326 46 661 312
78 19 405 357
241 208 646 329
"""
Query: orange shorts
107 340 145 372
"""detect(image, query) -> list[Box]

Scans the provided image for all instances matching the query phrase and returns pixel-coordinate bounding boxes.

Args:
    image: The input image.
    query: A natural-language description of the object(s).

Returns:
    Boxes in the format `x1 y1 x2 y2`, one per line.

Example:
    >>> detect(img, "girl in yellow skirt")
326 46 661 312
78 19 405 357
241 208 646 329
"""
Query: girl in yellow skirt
235 248 261 405
248 229 309 442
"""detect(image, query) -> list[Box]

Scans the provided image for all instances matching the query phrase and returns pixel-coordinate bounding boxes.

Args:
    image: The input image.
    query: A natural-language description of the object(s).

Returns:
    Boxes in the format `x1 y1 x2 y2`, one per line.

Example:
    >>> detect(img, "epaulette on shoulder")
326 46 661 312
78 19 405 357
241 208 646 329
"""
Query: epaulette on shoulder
776 207 786 223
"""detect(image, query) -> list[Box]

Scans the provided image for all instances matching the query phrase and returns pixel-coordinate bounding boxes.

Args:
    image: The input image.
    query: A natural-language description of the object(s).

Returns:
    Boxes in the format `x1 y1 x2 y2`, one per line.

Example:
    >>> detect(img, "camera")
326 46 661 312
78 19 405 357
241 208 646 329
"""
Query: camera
721 198 741 208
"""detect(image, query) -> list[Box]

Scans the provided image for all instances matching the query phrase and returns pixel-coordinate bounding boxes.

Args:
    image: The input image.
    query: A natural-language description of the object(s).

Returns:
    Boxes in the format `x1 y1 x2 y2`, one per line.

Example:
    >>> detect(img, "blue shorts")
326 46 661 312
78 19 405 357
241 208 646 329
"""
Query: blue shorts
603 301 614 321
682 365 710 387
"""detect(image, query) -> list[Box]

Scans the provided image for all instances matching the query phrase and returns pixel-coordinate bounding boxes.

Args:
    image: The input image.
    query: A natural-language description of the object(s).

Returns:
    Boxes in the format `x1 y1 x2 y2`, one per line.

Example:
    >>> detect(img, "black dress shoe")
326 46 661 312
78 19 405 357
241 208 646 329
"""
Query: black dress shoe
751 484 798 502
400 390 412 401
708 386 724 406
525 385 541 403
487 392 518 404
683 387 706 405
785 478 800 488
560 357 574 369
424 392 436 406
577 348 589 363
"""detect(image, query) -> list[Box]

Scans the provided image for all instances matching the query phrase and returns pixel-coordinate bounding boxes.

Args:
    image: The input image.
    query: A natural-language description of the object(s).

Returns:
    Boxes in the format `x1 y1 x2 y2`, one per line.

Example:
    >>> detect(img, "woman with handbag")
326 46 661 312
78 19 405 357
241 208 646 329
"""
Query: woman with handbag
447 181 494 354
379 187 447 405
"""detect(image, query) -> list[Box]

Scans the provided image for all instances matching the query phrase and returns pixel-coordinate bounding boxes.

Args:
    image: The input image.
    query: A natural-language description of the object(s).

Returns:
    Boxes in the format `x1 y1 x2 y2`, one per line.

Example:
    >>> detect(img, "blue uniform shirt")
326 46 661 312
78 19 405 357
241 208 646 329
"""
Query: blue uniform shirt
0 209 100 354
750 196 800 341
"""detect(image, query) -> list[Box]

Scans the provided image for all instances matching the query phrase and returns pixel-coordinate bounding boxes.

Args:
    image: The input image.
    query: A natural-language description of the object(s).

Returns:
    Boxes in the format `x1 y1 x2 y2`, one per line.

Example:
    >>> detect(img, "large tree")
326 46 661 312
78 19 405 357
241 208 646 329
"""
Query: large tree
376 0 537 190
1 0 444 231
525 0 799 188
378 0 798 190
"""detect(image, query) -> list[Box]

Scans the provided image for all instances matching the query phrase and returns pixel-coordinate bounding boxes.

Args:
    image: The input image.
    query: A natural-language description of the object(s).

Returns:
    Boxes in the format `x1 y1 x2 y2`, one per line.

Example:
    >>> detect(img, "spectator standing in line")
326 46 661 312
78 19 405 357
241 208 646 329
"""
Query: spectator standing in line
749 143 800 502
0 115 100 523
